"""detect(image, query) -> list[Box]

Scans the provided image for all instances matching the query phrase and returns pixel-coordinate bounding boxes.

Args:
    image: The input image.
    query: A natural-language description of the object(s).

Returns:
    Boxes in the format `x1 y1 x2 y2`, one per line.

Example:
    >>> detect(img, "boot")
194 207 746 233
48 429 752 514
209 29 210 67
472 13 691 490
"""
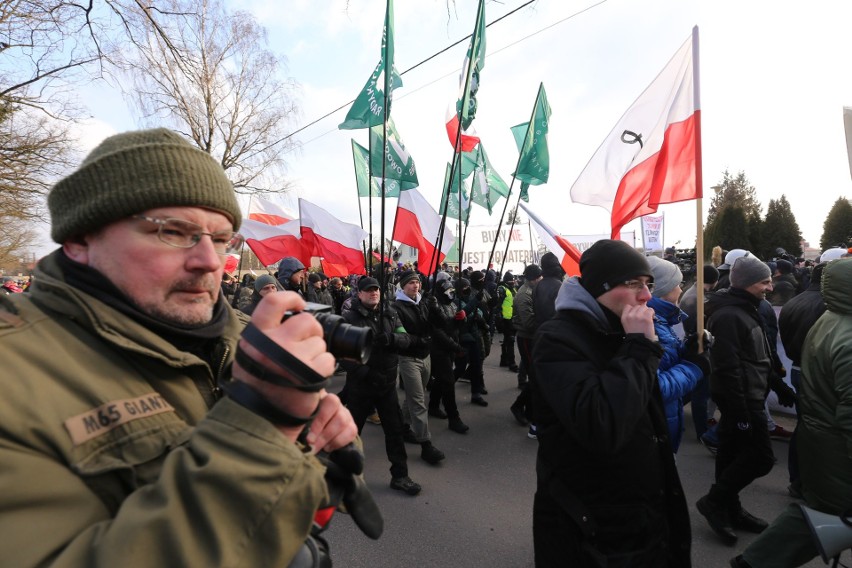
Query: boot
696 495 737 545
420 441 445 465
448 416 469 434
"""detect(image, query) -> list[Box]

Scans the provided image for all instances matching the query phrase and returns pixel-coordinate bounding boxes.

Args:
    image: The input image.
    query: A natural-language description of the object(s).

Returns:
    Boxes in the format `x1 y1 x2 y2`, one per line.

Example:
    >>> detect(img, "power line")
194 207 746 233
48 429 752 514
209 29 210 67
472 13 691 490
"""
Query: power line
275 0 608 151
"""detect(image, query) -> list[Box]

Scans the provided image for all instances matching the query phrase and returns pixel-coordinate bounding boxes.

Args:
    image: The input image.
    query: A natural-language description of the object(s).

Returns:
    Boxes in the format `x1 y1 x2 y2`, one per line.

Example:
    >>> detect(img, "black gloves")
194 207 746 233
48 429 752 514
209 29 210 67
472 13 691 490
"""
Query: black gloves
772 379 797 408
684 329 713 378
374 332 396 349
685 350 712 378
685 329 715 352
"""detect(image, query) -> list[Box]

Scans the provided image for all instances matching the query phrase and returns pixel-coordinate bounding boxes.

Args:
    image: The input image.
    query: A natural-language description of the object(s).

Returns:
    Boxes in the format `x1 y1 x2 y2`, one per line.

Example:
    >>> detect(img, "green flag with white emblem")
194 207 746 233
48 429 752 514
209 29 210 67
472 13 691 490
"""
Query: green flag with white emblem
467 144 509 214
339 0 402 130
351 139 402 197
511 83 551 201
368 117 418 189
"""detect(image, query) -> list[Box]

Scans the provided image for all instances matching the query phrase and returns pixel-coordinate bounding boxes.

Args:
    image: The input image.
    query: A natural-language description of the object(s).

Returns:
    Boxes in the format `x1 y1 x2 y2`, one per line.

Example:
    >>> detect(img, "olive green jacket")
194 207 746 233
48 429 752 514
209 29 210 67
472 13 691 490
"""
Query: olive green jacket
798 258 852 514
0 252 328 567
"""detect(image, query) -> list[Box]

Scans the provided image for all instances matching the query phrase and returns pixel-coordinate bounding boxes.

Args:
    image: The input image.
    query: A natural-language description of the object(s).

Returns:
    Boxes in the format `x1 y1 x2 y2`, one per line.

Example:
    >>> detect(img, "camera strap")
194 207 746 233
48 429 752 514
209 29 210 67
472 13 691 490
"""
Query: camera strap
237 322 331 392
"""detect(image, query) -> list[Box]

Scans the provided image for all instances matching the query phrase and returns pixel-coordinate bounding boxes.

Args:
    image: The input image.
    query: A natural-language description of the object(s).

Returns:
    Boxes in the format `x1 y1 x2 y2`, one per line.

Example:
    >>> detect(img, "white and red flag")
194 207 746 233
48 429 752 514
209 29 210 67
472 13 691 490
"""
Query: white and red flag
248 196 296 226
570 26 702 239
239 218 306 267
299 199 368 277
393 188 455 274
519 202 581 277
223 253 240 274
444 0 485 153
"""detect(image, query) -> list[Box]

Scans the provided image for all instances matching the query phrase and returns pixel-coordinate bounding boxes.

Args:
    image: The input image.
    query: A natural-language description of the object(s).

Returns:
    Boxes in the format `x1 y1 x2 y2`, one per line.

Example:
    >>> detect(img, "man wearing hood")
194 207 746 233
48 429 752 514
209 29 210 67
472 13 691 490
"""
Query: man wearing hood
393 270 445 465
696 255 796 545
277 256 317 302
532 240 690 567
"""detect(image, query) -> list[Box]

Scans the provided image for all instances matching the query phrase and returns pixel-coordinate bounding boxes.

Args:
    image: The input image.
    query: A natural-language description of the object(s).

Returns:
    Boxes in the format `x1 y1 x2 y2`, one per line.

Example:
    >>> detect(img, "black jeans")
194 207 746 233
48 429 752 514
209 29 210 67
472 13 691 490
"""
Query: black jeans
455 336 485 396
429 352 460 419
347 376 409 479
513 336 536 421
500 319 517 366
710 401 775 507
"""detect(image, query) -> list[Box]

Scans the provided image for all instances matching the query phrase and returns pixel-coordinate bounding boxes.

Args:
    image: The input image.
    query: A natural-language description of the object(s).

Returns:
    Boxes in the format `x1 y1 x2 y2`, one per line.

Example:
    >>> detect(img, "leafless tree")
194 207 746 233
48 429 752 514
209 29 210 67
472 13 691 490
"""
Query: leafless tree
118 0 301 194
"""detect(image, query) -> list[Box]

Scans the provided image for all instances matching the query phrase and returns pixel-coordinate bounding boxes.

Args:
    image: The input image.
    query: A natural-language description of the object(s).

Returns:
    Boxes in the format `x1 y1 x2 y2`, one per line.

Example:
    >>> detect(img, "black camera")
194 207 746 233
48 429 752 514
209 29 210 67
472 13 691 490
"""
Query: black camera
285 302 372 364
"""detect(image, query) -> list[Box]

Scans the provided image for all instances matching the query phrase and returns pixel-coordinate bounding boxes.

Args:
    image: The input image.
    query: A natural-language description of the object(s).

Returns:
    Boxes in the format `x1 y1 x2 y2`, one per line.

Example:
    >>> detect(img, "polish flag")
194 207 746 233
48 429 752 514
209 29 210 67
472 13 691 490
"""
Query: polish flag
223 253 240 274
299 199 368 277
393 188 455 275
445 105 481 153
519 203 581 277
239 218 306 267
248 196 296 226
570 27 702 239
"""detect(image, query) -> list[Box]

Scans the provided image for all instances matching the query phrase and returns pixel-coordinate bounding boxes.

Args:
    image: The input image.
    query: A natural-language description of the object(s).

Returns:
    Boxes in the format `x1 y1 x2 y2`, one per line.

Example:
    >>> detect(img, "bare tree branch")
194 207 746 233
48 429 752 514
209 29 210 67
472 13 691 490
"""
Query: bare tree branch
116 0 300 195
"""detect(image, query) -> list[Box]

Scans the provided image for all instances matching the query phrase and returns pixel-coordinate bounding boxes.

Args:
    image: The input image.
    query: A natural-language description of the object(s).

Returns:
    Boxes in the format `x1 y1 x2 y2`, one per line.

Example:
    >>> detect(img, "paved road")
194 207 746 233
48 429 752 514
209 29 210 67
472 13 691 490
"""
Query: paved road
323 346 828 568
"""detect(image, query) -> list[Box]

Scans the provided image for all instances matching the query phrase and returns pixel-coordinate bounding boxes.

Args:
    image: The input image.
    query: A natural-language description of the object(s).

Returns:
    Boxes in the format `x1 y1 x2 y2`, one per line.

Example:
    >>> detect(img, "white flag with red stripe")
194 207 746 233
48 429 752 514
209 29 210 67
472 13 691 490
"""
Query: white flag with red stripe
519 203 581 277
248 196 296 226
393 188 455 274
299 199 368 277
239 218 306 267
570 27 701 239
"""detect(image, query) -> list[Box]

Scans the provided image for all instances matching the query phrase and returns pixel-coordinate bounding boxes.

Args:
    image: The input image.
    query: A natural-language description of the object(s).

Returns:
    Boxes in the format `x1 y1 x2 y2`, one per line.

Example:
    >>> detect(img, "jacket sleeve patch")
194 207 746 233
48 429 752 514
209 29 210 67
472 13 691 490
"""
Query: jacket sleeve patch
64 394 176 446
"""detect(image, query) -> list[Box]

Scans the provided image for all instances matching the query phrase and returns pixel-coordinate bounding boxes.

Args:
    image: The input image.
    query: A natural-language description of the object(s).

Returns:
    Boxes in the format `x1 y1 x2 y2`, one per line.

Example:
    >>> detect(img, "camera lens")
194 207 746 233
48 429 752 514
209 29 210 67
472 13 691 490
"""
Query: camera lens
314 313 372 363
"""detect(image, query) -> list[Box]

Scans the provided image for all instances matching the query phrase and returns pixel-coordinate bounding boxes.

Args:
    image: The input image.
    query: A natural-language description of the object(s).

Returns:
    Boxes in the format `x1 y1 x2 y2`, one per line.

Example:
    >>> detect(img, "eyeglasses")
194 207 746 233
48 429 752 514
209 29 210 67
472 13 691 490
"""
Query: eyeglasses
622 279 654 293
133 215 244 255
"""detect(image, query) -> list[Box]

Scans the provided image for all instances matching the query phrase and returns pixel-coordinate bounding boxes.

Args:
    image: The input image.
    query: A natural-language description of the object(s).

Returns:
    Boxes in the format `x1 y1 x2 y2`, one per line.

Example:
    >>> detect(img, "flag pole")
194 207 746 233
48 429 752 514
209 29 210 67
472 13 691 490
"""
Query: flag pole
432 0 484 288
378 0 395 320
353 145 369 272
692 25 706 349
487 84 542 270
368 133 375 274
232 194 254 307
498 192 522 276
528 219 535 263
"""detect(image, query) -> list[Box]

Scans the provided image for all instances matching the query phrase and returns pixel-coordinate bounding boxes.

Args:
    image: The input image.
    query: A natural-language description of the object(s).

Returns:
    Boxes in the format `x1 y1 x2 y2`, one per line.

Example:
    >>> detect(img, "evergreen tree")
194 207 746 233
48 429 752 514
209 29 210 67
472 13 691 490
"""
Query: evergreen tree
820 197 852 250
761 195 803 258
705 206 751 256
703 170 763 257
707 170 762 224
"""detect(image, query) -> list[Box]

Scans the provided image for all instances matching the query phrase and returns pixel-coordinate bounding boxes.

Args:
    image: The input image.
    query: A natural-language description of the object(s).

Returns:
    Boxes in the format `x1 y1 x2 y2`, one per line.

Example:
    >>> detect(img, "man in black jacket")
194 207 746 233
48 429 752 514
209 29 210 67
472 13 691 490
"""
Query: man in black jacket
532 240 690 567
343 277 421 495
696 256 796 545
777 261 827 498
532 252 565 327
393 270 445 465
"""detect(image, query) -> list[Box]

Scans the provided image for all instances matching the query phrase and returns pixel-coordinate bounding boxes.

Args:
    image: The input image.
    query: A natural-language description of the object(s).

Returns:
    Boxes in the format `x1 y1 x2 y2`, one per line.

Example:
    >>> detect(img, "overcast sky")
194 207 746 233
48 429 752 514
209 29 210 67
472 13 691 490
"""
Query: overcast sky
54 0 852 260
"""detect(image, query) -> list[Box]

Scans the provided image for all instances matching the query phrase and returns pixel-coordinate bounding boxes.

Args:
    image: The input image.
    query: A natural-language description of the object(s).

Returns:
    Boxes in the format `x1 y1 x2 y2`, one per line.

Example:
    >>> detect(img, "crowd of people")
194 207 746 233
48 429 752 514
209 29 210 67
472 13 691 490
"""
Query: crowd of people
1 125 851 567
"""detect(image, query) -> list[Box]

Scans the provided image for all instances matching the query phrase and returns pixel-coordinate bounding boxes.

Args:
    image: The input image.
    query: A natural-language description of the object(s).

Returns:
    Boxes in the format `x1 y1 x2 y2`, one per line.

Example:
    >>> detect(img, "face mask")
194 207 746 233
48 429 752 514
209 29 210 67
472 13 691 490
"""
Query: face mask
445 289 455 300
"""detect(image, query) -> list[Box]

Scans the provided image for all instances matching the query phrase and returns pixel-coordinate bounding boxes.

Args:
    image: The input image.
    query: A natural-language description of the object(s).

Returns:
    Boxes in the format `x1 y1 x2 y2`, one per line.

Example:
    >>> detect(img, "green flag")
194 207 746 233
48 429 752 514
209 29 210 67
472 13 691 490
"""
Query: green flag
511 83 551 194
456 0 486 131
439 162 471 221
467 144 509 214
351 140 402 197
368 117 418 189
339 0 402 130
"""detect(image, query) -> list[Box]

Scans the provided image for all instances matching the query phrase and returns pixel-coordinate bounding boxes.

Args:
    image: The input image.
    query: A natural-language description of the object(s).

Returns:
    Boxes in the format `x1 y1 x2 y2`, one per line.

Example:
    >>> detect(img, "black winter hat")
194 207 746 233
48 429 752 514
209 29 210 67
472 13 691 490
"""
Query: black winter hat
502 271 515 283
523 264 543 280
398 269 420 287
540 252 565 277
579 239 652 298
702 264 720 285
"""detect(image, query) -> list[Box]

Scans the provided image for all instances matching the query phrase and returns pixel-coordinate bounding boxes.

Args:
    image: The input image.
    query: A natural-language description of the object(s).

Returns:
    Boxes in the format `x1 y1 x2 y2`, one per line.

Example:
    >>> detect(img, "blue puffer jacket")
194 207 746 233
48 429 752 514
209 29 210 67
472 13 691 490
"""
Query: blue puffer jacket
648 297 703 452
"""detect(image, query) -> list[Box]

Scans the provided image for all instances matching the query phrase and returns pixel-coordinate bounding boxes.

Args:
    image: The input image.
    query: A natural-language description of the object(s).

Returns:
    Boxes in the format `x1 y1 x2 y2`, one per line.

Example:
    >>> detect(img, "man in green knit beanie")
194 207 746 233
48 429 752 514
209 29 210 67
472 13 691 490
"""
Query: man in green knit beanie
0 128 358 567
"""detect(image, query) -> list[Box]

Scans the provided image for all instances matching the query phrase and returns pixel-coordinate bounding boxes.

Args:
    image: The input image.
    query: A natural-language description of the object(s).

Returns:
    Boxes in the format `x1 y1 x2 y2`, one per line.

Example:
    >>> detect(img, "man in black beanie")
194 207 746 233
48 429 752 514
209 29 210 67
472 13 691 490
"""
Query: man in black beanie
696 255 795 546
532 239 691 566
0 128 358 566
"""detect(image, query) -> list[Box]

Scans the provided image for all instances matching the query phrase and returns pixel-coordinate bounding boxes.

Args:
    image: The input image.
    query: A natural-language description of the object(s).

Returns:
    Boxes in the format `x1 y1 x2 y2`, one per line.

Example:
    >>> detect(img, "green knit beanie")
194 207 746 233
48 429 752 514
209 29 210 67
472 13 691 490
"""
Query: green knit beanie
48 128 242 243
